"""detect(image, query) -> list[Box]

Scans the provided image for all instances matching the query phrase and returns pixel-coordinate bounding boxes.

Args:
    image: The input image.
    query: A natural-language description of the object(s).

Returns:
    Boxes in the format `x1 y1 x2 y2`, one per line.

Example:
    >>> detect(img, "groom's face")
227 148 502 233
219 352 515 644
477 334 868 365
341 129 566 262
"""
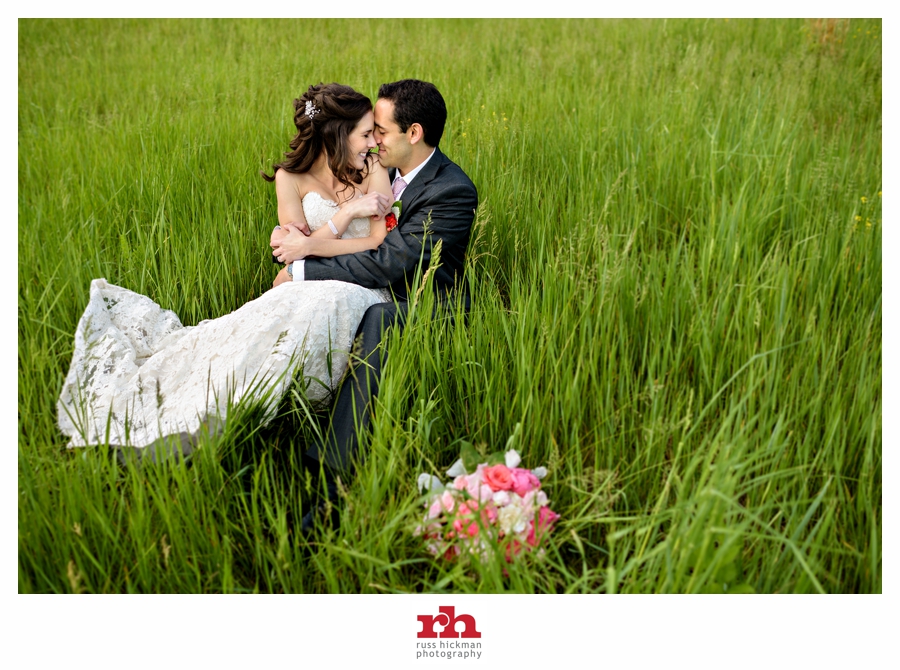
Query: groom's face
374 98 412 172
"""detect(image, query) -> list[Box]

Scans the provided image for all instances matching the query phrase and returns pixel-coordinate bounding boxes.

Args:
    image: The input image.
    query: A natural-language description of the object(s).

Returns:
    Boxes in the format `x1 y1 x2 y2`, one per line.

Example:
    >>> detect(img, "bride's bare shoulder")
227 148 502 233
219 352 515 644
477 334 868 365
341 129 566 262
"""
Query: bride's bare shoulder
274 168 312 188
274 168 316 200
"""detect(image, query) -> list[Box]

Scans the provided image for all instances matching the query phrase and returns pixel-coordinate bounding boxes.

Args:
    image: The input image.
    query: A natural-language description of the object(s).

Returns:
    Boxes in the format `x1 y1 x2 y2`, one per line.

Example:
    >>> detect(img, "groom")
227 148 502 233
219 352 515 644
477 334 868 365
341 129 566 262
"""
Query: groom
274 79 478 531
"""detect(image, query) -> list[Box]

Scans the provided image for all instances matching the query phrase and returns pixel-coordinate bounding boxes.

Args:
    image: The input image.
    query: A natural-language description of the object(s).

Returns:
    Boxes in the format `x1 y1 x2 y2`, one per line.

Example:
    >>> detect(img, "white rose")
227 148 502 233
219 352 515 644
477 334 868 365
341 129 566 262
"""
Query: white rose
498 503 528 535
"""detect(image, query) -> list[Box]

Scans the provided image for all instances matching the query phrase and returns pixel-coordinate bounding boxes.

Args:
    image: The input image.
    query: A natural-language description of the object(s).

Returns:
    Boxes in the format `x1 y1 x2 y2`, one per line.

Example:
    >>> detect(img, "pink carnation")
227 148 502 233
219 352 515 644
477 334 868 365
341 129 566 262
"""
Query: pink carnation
526 506 560 547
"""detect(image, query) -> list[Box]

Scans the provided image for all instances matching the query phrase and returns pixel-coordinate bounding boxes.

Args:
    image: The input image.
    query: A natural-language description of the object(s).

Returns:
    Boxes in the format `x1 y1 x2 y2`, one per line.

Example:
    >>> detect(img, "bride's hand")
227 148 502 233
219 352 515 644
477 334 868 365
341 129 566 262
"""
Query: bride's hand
273 223 312 263
346 191 391 221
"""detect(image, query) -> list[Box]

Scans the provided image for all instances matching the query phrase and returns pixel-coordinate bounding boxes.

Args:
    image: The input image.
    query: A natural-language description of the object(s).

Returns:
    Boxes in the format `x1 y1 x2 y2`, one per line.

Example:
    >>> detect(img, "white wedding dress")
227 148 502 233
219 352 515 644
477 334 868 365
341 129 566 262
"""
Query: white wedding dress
57 192 391 450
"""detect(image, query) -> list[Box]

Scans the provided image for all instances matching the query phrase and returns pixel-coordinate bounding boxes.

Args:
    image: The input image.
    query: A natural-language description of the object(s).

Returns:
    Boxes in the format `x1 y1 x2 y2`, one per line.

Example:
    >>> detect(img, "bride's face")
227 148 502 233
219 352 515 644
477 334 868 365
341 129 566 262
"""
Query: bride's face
347 111 377 170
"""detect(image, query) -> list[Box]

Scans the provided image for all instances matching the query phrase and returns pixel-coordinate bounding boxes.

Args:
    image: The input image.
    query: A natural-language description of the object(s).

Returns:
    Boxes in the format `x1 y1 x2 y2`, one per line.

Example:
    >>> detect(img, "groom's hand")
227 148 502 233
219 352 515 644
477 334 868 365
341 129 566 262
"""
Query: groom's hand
274 224 312 263
270 226 288 250
271 222 310 260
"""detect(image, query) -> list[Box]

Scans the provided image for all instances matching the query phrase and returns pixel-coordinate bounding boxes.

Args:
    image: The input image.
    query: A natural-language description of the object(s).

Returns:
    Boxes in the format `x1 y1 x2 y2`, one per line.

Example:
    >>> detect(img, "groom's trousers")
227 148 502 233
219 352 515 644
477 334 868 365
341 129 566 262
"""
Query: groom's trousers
305 300 408 474
305 292 468 475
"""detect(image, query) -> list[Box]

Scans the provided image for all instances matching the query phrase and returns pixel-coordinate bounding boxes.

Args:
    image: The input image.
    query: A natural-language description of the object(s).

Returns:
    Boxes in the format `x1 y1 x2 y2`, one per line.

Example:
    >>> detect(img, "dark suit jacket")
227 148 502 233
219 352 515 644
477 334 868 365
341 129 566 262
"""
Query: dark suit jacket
303 147 478 301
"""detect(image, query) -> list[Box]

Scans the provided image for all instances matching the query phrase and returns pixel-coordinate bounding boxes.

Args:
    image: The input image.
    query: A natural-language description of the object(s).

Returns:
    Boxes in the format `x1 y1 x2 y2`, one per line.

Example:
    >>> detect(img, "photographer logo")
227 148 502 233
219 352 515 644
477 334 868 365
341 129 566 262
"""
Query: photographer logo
415 606 483 660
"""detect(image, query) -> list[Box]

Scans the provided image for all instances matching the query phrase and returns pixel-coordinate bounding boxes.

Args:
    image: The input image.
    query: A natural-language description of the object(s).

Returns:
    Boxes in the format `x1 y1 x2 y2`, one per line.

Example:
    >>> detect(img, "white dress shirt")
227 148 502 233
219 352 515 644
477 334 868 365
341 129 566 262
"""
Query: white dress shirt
291 148 436 281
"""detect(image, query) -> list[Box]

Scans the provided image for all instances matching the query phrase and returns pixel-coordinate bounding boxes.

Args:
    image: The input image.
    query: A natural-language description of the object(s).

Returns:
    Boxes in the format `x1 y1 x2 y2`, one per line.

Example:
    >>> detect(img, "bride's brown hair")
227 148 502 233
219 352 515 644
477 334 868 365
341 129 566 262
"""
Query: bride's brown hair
261 83 372 195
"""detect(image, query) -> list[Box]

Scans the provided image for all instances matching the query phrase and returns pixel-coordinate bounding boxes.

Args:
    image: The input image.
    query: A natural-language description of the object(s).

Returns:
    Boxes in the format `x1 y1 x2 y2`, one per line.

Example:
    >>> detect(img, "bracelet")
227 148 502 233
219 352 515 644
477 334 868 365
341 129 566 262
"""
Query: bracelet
287 262 293 278
327 219 341 238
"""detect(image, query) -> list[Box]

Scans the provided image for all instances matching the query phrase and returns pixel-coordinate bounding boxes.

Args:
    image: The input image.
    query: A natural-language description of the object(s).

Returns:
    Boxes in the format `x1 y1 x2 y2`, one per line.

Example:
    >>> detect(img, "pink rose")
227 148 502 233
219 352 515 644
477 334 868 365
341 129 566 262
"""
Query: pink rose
511 468 541 496
453 475 469 491
482 464 515 491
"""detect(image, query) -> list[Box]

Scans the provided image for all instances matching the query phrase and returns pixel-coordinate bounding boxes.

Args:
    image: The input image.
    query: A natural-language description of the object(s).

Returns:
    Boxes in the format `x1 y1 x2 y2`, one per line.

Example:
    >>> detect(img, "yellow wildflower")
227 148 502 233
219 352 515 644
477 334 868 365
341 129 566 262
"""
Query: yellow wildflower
878 191 882 197
855 215 862 222
861 196 867 203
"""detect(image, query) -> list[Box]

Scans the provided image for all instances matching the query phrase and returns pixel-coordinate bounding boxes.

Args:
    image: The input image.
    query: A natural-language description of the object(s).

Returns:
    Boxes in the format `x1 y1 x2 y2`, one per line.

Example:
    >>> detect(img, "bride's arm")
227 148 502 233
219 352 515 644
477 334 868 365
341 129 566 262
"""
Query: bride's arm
274 157 394 261
278 226 386 260
270 170 310 249
274 170 308 226
272 169 375 244
358 154 392 240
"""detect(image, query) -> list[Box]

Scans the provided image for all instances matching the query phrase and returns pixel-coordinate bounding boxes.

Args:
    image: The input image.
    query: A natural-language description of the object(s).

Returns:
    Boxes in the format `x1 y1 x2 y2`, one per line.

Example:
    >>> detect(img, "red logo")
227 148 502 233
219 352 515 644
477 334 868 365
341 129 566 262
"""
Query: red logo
417 606 482 638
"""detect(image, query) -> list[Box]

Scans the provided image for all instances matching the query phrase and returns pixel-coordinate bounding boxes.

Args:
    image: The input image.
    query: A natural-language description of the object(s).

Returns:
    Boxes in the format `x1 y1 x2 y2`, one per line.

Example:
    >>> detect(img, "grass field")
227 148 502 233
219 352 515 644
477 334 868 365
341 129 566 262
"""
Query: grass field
18 18 882 593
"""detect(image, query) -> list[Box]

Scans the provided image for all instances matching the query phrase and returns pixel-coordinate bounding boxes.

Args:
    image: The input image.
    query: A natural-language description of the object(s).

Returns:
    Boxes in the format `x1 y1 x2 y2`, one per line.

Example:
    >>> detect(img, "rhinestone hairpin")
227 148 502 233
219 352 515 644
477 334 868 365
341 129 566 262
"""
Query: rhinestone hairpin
304 100 320 120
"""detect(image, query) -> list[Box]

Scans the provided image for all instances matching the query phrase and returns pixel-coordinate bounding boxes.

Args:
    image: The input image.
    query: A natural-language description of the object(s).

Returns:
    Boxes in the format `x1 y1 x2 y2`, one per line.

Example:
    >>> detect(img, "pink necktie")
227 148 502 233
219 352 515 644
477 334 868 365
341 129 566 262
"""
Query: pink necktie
392 177 407 200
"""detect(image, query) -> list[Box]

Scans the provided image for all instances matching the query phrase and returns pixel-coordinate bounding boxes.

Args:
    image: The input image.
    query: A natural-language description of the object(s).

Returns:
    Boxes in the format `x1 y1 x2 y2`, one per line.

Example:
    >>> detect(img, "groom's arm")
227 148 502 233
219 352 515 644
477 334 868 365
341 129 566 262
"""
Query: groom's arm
302 178 477 289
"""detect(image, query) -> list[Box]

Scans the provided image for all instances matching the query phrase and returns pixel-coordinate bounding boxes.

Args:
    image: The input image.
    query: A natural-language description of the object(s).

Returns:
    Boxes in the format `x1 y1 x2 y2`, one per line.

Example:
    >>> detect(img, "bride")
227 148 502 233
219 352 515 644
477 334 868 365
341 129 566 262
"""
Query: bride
57 83 395 452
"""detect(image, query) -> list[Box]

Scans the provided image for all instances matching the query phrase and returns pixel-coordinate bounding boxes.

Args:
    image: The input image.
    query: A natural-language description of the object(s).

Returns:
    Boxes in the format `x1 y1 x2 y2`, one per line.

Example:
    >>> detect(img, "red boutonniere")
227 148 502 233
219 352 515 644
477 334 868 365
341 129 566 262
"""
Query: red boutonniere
385 200 402 232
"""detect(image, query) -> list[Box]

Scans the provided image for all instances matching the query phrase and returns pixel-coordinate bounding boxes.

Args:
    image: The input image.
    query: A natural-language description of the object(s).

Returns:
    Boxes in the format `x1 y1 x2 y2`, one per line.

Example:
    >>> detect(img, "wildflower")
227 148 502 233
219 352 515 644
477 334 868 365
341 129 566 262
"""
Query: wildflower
866 219 872 228
861 196 868 203
461 132 467 137
855 215 862 222
878 191 882 198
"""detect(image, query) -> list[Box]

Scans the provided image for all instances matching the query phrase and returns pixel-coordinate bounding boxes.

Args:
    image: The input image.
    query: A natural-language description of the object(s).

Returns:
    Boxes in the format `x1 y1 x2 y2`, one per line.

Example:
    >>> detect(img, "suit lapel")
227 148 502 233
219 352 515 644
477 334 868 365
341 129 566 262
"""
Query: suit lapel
397 148 444 224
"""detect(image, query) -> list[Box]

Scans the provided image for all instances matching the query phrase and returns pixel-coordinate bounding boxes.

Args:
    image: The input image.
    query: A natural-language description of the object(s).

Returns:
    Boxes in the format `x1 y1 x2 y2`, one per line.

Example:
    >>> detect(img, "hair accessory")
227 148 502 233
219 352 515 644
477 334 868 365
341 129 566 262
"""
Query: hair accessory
304 100 320 120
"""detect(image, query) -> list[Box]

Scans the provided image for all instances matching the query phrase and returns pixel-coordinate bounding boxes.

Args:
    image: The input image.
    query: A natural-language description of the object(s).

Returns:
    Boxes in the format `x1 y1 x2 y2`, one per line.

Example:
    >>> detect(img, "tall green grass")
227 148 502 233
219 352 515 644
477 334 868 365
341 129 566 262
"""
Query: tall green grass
18 18 881 593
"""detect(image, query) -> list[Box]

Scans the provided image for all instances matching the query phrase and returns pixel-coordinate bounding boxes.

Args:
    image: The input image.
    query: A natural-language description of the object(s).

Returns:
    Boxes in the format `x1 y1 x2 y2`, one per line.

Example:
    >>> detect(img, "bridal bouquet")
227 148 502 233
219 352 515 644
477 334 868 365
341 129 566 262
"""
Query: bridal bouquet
415 447 559 562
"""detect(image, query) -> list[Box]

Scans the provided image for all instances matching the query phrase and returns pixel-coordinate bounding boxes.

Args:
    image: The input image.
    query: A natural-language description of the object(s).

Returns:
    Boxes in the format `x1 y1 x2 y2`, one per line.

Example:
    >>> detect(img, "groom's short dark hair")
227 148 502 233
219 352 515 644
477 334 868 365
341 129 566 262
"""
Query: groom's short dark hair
378 79 447 148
